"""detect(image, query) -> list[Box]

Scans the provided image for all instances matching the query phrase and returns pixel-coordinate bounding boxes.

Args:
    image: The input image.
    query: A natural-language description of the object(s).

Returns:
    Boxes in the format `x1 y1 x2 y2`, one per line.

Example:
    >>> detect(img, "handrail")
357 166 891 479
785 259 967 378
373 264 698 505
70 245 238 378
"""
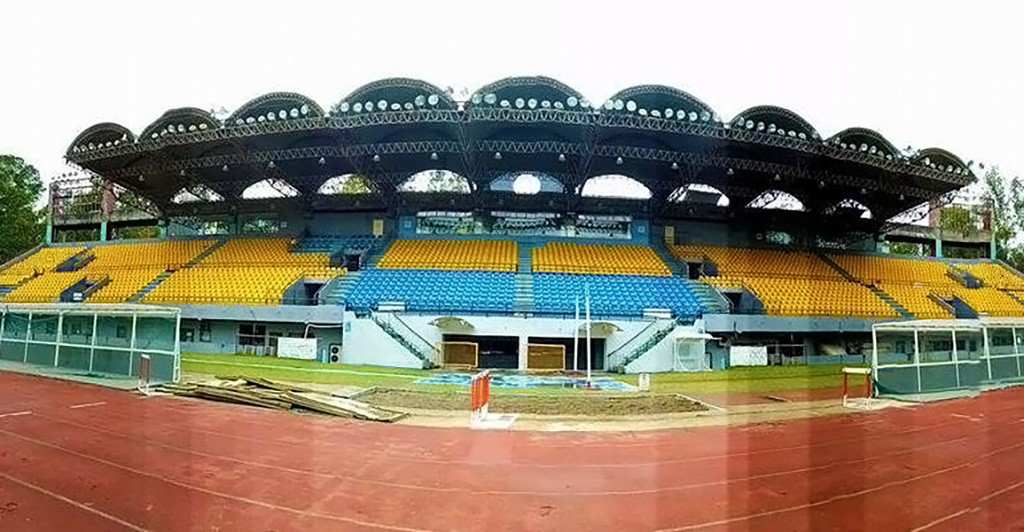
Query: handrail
604 319 660 361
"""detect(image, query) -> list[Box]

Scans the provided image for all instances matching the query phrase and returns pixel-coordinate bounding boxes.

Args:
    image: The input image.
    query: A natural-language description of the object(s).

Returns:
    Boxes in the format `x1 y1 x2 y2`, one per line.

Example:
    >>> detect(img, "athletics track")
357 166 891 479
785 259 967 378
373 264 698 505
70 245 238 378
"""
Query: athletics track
0 371 1021 531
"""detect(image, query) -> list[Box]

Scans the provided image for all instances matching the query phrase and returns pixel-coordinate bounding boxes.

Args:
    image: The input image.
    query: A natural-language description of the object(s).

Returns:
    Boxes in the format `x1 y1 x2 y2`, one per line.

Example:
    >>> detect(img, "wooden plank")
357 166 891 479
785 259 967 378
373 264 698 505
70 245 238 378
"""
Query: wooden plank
286 391 407 422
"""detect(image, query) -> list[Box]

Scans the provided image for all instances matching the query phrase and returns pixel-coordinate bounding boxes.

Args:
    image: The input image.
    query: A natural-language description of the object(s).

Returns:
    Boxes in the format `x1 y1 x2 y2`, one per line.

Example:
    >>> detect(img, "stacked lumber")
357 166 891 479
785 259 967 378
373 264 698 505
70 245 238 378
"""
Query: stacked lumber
157 377 407 422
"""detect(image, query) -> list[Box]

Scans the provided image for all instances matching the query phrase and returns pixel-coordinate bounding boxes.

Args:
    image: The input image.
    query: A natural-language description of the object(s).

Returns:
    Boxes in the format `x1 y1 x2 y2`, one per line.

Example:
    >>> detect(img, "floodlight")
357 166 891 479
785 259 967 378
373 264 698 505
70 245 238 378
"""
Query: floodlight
415 95 426 106
767 123 776 133
776 128 785 136
494 152 502 160
568 96 579 107
389 103 399 110
404 102 413 110
279 110 288 119
301 104 310 115
869 146 877 154
614 99 623 110
177 124 185 132
378 100 387 110
431 152 439 160
798 132 806 139
189 125 197 132
340 102 350 112
788 130 796 137
528 98 537 109
734 117 745 126
88 142 96 149
689 112 697 121
373 154 381 162
353 103 363 112
290 108 300 118
258 116 266 123
558 153 566 162
726 168 735 175
615 156 623 165
236 119 244 125
484 93 497 104
318 157 326 165
626 100 637 112
500 99 510 108
515 98 525 108
701 111 711 121
471 93 482 104
152 133 159 138
541 100 551 108
604 100 614 110
774 174 781 181
580 99 590 108
554 101 564 109
428 94 439 105
671 162 679 170
246 117 256 124
222 164 229 172
651 110 661 117
267 112 276 121
364 101 373 111
665 108 674 118
745 120 754 129
757 122 765 131
639 108 648 116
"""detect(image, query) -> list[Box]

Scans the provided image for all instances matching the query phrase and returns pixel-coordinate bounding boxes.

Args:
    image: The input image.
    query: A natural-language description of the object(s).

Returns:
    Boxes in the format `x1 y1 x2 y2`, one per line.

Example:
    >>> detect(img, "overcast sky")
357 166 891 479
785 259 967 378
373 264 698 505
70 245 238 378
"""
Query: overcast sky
1 0 1021 196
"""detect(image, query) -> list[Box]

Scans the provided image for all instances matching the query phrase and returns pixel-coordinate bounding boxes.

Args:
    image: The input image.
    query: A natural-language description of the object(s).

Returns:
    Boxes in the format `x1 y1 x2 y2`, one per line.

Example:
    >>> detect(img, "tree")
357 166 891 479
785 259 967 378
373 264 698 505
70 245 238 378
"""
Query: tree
340 174 373 194
980 166 1024 271
425 170 470 193
0 155 45 264
889 241 922 255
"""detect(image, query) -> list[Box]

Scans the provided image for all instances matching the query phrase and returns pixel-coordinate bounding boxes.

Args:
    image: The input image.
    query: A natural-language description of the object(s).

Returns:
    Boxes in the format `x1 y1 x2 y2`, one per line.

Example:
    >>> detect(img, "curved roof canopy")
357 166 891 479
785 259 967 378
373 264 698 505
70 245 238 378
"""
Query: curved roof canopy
733 105 819 140
827 127 900 159
68 122 134 154
467 76 588 111
602 85 716 120
914 147 971 174
335 77 456 113
140 107 221 140
227 92 324 126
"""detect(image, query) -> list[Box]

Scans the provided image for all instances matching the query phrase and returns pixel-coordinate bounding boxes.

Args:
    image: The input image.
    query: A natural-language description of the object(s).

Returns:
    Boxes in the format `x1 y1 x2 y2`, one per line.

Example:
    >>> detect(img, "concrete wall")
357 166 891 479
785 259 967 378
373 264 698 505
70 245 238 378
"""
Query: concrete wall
340 316 424 368
178 318 343 362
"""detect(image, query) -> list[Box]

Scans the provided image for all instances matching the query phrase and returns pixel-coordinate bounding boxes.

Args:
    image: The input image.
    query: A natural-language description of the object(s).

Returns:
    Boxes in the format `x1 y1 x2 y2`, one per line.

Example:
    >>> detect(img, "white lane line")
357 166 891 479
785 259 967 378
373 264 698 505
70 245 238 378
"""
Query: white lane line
0 411 31 419
69 402 107 410
0 471 149 531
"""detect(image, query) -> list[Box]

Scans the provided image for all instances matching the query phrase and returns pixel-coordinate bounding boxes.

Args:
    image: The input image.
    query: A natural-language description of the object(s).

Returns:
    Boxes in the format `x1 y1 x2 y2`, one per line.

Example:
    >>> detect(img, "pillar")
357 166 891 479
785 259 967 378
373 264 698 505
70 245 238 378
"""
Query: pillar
934 237 943 258
157 218 168 239
99 220 108 242
518 333 529 371
45 220 54 245
990 233 998 260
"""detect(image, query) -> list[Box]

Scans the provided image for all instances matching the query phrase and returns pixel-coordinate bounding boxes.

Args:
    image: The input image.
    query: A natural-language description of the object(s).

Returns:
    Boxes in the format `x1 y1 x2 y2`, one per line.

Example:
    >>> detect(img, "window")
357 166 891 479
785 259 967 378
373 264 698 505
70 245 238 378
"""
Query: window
116 325 128 339
238 323 267 346
181 328 195 342
199 322 212 342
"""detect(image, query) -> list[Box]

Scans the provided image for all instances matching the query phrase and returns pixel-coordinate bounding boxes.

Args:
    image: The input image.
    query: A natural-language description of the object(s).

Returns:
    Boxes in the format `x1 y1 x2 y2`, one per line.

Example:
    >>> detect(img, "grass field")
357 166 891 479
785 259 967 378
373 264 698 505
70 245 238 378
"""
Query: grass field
181 352 866 396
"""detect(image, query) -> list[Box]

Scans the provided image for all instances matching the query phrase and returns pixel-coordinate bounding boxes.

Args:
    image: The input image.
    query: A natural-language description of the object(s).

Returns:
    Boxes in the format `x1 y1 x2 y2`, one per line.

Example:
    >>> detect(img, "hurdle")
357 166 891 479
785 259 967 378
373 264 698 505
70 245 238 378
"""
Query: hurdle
468 370 517 429
137 354 153 396
841 366 873 408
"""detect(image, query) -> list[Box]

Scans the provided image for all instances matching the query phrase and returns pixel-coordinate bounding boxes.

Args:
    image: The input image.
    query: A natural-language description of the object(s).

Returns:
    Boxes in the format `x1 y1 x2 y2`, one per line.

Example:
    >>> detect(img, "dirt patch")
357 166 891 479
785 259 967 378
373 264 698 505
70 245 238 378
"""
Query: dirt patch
363 389 708 416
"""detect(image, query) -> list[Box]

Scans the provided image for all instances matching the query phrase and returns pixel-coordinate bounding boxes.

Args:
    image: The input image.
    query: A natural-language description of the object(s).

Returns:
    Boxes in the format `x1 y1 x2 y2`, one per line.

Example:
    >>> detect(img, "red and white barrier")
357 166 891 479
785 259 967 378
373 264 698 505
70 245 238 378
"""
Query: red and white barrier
470 370 490 427
137 354 152 396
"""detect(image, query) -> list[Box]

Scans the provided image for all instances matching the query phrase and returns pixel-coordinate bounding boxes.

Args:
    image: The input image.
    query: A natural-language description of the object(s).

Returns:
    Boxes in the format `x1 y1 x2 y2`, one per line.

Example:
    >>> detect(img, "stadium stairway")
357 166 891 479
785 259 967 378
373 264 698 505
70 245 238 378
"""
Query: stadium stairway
818 252 914 319
1002 289 1024 307
370 312 435 368
319 272 358 306
127 238 227 303
867 285 915 319
649 238 687 277
686 281 729 314
0 272 41 300
515 243 535 313
611 318 679 372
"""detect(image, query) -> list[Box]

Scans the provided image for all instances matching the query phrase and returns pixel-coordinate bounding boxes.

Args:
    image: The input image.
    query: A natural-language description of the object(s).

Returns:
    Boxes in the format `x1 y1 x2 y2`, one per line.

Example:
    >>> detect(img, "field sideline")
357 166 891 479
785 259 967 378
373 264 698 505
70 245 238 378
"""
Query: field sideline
181 351 868 395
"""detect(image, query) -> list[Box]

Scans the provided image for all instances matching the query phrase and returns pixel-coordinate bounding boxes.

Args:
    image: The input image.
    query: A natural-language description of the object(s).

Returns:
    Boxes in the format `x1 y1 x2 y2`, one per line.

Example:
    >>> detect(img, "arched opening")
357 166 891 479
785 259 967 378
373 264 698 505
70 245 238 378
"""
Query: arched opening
171 184 224 204
747 190 805 211
319 174 374 195
579 175 652 199
489 172 564 194
397 170 471 193
241 179 299 199
513 173 541 195
828 199 873 219
668 184 730 207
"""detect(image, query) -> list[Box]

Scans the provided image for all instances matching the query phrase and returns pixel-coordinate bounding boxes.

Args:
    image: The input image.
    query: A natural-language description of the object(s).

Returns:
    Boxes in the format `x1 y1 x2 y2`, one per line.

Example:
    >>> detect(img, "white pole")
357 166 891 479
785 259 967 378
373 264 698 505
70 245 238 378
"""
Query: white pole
573 296 580 372
586 283 592 385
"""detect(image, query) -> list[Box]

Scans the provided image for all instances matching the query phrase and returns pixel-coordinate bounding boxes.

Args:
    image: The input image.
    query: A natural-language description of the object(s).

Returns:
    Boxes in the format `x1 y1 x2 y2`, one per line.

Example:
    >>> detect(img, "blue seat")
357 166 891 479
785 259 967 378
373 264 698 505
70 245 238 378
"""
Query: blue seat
533 273 705 318
346 269 515 313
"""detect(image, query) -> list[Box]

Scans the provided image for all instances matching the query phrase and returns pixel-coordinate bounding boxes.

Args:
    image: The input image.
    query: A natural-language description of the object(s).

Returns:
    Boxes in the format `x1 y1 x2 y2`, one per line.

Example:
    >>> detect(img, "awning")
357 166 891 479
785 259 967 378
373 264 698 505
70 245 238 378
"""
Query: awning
429 316 475 330
577 321 622 336
674 331 716 341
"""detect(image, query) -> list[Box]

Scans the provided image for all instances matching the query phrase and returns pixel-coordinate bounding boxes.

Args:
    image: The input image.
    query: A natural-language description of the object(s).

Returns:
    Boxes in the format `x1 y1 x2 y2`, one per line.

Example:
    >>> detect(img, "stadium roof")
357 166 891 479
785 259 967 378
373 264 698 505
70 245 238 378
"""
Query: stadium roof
65 76 974 225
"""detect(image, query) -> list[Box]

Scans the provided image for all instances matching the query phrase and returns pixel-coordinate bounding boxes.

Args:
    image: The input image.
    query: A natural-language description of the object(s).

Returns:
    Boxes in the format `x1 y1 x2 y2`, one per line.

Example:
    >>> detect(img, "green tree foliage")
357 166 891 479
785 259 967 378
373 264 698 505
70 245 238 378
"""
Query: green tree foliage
425 169 471 193
980 166 1024 270
938 205 975 237
0 155 45 264
889 241 923 255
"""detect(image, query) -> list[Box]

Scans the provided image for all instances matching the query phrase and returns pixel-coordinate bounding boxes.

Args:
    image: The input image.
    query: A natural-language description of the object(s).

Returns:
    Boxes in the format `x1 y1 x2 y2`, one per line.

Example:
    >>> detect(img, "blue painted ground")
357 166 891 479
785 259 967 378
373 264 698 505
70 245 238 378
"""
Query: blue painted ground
416 372 636 392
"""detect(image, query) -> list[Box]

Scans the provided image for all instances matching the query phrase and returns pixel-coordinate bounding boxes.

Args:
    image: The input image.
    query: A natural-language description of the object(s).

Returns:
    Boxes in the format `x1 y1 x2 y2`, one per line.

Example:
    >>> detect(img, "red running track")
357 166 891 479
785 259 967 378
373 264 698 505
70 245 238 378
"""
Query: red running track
0 371 1022 532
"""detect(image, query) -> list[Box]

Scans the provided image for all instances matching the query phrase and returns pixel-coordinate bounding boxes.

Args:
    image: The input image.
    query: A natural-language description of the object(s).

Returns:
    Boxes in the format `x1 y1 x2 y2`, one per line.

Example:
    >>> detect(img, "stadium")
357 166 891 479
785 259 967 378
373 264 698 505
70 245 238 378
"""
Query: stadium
2 75 1022 395
2 75 1024 530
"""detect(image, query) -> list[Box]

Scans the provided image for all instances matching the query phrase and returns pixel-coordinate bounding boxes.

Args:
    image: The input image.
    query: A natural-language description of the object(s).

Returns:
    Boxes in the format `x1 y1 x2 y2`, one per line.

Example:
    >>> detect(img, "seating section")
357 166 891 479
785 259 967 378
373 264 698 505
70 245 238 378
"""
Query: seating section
378 239 517 271
704 275 899 318
144 237 340 306
293 234 382 254
533 273 702 317
676 244 895 318
0 246 85 287
346 269 515 313
829 254 1024 317
958 262 1024 291
2 241 214 304
533 243 670 276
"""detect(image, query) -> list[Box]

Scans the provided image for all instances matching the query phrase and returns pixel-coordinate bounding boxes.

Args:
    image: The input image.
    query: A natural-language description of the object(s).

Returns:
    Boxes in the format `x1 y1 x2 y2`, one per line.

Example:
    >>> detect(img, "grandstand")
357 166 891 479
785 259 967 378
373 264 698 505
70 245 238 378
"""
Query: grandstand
2 75 1016 376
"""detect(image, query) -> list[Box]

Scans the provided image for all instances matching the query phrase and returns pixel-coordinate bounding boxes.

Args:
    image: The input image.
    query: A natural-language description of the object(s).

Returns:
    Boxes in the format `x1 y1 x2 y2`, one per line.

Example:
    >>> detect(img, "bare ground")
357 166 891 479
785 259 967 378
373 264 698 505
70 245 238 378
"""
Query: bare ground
362 388 708 416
